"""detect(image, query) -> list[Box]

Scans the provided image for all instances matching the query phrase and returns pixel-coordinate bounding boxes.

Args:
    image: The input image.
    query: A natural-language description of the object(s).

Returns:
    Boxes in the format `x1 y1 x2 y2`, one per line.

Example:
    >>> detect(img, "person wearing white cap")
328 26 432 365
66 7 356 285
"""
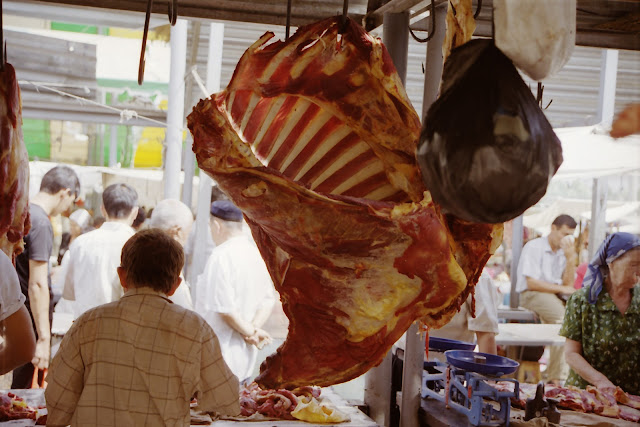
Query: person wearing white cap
194 200 276 382
148 199 195 310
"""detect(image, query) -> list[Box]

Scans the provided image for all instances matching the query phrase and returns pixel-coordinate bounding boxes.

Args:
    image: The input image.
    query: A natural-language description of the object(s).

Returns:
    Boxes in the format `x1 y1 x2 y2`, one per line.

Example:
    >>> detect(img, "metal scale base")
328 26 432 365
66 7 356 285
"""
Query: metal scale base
421 361 520 427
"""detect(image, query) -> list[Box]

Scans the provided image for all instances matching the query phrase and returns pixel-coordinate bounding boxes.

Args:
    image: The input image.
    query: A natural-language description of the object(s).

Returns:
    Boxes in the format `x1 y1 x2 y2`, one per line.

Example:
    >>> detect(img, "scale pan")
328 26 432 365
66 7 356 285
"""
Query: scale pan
445 350 519 376
429 337 476 352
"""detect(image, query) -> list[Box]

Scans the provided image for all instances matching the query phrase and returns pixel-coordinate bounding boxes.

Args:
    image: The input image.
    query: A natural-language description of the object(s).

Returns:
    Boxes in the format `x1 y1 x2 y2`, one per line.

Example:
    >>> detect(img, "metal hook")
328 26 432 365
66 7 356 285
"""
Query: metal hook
339 0 349 33
138 0 154 85
408 0 436 43
168 0 178 26
474 0 482 19
285 0 292 40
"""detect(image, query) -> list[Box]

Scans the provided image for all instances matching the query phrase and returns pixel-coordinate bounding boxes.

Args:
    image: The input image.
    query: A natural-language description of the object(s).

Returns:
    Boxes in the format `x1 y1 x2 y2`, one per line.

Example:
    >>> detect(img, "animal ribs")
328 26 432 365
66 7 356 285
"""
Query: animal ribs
188 16 501 389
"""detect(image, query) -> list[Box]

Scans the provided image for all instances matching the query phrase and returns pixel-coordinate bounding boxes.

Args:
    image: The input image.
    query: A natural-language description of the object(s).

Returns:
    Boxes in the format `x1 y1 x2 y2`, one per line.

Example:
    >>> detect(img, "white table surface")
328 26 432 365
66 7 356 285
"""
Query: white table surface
1 387 377 427
495 323 565 347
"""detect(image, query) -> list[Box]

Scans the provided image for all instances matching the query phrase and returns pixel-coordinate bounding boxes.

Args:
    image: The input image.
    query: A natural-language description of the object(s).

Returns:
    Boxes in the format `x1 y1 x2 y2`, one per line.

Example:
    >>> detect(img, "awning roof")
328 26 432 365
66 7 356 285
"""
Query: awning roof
555 125 640 179
12 0 640 51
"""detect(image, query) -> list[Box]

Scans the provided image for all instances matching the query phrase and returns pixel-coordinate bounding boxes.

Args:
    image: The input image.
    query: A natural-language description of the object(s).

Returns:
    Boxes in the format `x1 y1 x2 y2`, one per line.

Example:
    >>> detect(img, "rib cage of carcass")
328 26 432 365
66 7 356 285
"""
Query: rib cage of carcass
188 16 502 389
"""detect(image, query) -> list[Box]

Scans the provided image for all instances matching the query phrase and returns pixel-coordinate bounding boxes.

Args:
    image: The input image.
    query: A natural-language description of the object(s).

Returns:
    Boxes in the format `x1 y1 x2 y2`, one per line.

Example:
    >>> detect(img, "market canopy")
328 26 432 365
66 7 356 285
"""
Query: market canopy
11 0 640 51
554 125 640 179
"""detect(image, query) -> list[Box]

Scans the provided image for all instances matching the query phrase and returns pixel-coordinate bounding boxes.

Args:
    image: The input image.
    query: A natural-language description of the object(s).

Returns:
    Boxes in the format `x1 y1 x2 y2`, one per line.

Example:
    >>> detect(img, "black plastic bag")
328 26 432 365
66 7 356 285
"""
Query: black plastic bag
417 39 563 223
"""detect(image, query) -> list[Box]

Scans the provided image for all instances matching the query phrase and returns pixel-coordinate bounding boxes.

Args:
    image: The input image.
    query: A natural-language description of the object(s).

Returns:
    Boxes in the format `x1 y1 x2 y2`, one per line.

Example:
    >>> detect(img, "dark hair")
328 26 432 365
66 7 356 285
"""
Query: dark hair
120 229 184 293
40 165 81 198
132 207 147 229
102 183 138 219
93 216 106 228
552 214 577 229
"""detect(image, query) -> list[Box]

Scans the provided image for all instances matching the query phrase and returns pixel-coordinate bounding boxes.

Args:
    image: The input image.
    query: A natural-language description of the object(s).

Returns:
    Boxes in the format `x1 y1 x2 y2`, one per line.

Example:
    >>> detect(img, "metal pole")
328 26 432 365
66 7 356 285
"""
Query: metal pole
589 177 608 260
182 22 202 208
109 124 118 167
596 49 618 127
383 11 409 82
510 215 524 308
399 5 445 427
164 19 188 200
363 12 410 427
189 22 224 289
182 133 195 207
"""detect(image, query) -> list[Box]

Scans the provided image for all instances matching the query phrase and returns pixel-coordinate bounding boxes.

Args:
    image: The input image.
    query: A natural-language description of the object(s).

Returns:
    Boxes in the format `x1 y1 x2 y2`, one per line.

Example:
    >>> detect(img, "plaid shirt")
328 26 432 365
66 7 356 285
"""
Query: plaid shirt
46 287 240 426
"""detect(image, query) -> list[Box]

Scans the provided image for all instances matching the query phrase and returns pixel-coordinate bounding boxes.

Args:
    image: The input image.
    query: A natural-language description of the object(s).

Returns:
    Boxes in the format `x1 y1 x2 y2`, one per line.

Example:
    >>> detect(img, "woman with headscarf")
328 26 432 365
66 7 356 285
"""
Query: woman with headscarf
560 232 640 394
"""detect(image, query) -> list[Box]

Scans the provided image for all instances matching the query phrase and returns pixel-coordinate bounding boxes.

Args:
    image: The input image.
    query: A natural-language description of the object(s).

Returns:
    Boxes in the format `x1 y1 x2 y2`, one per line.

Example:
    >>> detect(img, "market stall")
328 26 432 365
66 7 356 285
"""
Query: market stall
2 1 640 427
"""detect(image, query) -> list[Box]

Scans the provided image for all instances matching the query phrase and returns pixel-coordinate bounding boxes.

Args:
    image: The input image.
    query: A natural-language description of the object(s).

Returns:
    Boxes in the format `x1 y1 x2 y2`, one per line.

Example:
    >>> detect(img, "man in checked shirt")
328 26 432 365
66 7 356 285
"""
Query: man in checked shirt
46 229 241 426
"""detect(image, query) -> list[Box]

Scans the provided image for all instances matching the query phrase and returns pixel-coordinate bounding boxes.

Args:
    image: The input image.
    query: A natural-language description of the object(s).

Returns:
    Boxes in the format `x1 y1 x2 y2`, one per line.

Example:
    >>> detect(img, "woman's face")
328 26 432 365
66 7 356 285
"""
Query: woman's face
608 247 640 290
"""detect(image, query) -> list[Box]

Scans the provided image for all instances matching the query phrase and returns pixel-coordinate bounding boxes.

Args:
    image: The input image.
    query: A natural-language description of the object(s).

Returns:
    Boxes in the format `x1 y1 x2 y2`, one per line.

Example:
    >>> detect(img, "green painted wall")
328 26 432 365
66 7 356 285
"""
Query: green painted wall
22 119 51 160
50 22 99 34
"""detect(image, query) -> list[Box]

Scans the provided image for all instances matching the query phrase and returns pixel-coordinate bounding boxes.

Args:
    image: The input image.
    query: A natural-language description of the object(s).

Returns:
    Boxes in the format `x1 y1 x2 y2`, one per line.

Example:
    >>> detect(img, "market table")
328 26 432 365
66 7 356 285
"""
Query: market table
420 396 640 427
495 323 565 347
1 387 378 427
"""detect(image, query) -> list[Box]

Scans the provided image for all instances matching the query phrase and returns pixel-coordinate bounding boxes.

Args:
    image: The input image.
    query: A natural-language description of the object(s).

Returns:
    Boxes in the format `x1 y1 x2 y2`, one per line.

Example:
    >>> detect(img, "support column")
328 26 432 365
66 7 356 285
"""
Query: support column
399 5 446 427
510 215 524 308
182 133 195 208
109 124 118 167
164 19 188 200
596 49 618 127
363 11 410 427
182 22 202 208
589 177 608 260
189 22 225 289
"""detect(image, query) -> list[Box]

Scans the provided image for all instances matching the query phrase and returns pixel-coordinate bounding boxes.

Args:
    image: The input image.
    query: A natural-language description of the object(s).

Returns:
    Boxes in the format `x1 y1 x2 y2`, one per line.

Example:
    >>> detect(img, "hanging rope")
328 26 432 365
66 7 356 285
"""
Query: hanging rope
408 0 436 43
138 0 154 85
139 0 179 85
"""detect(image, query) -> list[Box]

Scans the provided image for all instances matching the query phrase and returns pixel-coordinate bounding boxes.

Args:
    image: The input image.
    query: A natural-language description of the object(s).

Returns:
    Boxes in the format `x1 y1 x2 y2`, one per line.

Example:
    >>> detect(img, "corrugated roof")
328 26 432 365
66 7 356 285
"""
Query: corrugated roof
188 20 640 129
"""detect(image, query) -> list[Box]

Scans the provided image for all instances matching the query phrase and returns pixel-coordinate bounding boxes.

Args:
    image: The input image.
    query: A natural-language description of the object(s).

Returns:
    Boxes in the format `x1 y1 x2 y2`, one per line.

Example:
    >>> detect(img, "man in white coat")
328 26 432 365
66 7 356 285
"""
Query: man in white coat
194 200 275 382
63 183 138 318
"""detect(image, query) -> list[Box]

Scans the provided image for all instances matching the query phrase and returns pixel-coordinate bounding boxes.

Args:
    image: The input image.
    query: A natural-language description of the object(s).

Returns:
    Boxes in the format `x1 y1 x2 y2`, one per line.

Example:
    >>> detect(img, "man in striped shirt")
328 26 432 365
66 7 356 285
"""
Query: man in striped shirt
46 229 240 426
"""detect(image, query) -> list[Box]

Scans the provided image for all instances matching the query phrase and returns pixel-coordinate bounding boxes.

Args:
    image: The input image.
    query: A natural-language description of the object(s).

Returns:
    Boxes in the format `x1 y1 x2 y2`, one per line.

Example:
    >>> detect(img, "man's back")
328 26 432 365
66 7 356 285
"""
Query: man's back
46 287 240 426
64 222 134 317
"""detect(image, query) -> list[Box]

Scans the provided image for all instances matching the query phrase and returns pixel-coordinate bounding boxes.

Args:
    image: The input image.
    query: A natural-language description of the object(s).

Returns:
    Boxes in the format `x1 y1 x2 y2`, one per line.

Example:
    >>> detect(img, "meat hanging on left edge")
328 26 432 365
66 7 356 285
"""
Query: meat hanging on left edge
0 63 30 264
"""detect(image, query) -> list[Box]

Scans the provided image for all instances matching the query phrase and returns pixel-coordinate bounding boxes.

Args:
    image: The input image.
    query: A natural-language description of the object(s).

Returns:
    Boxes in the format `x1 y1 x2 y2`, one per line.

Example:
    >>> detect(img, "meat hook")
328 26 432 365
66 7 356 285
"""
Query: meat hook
408 0 436 43
339 0 349 34
168 0 178 26
474 0 482 19
138 0 154 85
285 0 292 40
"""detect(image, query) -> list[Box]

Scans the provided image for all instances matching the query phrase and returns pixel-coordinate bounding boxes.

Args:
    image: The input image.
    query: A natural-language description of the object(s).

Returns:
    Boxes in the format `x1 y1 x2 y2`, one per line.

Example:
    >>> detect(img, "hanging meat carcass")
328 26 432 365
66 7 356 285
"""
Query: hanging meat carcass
188 16 502 389
0 63 30 262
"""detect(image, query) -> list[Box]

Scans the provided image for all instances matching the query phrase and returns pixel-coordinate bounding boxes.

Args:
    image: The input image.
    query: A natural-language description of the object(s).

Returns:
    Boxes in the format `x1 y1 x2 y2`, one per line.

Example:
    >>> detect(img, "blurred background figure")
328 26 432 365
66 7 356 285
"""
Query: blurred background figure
148 199 195 309
62 183 138 319
132 207 147 231
0 250 36 375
